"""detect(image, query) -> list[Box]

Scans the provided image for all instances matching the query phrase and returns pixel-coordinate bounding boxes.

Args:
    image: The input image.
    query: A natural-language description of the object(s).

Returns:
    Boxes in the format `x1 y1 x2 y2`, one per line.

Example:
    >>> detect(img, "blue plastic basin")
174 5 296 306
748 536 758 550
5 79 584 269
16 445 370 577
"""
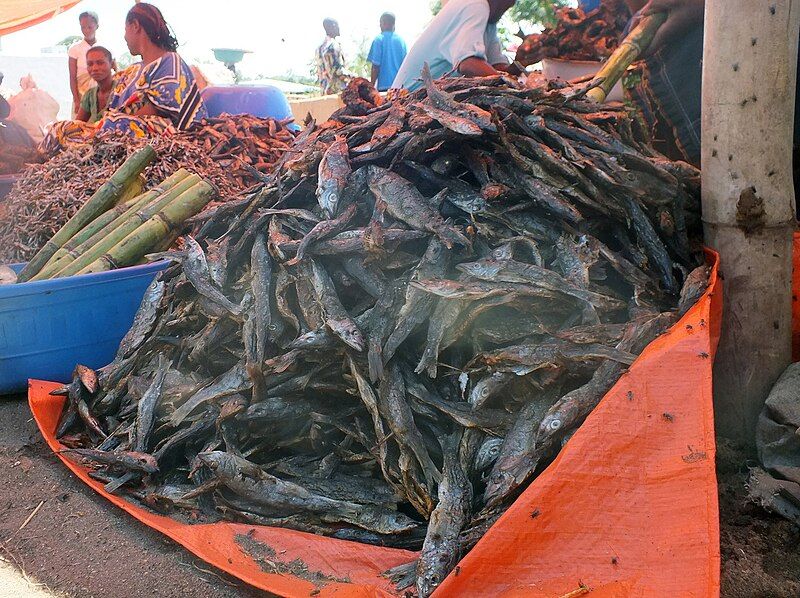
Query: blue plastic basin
201 85 294 122
0 174 19 201
0 261 169 394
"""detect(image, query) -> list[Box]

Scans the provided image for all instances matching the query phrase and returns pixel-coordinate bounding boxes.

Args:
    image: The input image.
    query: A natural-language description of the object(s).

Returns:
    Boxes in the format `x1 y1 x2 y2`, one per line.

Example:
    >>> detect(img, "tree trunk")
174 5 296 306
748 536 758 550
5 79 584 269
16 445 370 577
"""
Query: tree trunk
702 1 800 441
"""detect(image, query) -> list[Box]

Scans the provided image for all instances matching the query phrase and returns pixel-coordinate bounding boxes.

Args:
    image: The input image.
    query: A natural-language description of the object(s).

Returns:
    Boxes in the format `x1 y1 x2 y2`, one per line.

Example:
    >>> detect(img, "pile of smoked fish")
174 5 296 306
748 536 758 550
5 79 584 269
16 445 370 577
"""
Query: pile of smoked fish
515 0 632 66
56 68 708 596
190 113 296 188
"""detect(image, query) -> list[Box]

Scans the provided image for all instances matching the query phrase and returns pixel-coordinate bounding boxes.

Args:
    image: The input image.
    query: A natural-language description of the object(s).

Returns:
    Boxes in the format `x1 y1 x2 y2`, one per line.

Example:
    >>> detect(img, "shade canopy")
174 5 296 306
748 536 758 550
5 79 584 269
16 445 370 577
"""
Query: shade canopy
0 0 82 37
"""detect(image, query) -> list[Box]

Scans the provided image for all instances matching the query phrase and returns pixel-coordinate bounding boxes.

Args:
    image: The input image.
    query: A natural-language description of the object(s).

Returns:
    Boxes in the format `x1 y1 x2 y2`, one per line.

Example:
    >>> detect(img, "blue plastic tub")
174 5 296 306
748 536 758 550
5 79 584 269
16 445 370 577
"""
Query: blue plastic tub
201 85 295 122
0 261 169 394
0 174 20 201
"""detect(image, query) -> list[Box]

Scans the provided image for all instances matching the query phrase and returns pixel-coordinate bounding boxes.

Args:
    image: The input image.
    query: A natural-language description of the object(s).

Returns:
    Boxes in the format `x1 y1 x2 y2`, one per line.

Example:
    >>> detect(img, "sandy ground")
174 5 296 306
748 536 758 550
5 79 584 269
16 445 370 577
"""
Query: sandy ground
0 558 57 597
0 395 259 598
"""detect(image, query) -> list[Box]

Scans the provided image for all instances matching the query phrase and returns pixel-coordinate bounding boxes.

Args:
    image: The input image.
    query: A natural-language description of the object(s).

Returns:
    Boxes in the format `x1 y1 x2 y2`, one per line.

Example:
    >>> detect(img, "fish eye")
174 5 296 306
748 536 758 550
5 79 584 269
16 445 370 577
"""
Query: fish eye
268 324 278 331
480 386 490 397
548 419 562 431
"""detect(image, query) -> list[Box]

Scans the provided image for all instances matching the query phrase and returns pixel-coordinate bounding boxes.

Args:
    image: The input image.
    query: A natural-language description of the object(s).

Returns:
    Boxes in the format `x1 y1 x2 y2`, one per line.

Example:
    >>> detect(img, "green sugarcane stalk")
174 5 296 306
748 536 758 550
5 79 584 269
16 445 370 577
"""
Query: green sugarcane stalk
34 170 192 280
18 147 156 280
586 13 667 104
51 174 201 279
17 145 157 282
116 175 145 206
78 181 216 274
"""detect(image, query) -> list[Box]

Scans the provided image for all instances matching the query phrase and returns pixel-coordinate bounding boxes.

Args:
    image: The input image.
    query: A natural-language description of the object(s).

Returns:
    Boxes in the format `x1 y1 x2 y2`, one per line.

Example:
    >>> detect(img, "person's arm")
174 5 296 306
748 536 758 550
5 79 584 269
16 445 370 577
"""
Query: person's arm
75 106 91 122
75 90 91 122
485 24 511 72
367 37 381 86
449 6 508 79
458 57 500 77
0 95 10 120
641 0 705 52
68 57 80 114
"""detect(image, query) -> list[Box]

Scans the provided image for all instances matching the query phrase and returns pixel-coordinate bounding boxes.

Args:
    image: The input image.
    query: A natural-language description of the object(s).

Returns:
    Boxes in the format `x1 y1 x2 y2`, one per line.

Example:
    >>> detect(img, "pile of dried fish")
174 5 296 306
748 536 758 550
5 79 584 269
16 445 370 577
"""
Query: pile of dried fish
56 69 707 596
516 0 632 66
189 114 296 188
332 77 386 119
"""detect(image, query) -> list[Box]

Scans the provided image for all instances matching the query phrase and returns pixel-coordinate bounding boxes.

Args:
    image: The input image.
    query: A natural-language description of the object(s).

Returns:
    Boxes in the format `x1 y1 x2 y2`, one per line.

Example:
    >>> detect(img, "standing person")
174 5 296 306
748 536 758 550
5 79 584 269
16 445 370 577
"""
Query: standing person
623 0 705 164
101 2 208 135
75 46 114 124
67 11 101 117
367 13 407 92
316 18 349 95
391 0 516 91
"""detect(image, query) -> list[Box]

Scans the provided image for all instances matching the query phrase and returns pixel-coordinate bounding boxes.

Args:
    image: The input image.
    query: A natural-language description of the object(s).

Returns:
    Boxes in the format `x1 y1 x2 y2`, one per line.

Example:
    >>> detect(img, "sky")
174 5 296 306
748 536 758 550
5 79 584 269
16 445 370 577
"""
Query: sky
0 1 438 79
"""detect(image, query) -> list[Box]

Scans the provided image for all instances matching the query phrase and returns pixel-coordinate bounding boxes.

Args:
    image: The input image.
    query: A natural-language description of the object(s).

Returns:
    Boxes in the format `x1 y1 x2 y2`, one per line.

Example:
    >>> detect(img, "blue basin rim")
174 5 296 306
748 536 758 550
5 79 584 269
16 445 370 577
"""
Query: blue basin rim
1 260 171 299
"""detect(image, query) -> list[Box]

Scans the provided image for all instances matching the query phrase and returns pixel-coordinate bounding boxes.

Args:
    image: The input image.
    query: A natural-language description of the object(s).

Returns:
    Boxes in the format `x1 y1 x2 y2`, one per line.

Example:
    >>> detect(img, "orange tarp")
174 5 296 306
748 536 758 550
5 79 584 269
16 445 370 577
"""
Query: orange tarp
29 252 722 597
0 0 81 37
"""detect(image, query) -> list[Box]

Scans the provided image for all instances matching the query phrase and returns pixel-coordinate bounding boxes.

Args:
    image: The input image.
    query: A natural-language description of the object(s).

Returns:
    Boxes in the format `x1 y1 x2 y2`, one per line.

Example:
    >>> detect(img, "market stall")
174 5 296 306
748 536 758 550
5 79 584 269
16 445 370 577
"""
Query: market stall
1 1 798 597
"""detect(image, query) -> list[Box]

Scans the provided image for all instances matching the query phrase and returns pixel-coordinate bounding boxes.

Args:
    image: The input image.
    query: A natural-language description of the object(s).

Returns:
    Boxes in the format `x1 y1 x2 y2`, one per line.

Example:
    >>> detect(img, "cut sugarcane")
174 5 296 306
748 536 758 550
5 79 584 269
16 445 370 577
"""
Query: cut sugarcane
51 174 201 278
16 146 157 282
33 169 192 280
116 175 145 207
78 181 216 274
586 13 667 104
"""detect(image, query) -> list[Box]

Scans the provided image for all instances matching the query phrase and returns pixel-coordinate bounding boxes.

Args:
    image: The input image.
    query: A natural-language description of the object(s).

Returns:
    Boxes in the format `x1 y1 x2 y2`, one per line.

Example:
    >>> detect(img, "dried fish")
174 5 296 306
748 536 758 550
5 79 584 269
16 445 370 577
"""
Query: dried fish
56 73 705 596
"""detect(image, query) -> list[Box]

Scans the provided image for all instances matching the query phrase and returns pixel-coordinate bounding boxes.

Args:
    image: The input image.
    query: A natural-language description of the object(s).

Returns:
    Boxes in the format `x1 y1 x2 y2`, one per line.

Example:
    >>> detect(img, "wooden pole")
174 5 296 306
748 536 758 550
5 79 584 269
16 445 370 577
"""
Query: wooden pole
702 1 800 440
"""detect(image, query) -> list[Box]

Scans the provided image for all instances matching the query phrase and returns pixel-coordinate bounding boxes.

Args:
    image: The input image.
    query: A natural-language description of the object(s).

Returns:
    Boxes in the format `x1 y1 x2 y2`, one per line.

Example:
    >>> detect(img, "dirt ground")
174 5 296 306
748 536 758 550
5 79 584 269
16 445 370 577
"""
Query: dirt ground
717 440 800 597
0 395 260 598
0 394 797 598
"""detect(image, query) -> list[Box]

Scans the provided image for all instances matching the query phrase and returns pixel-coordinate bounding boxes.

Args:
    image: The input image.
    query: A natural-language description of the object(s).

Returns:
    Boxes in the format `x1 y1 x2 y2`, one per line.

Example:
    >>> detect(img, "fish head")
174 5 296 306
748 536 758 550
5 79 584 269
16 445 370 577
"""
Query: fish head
537 410 565 442
474 437 504 473
523 114 545 130
73 364 99 394
423 238 446 264
317 183 340 219
126 451 160 474
288 329 327 350
490 243 514 261
0 265 17 285
198 451 237 479
469 374 503 406
329 319 366 352
456 260 502 280
360 506 419 535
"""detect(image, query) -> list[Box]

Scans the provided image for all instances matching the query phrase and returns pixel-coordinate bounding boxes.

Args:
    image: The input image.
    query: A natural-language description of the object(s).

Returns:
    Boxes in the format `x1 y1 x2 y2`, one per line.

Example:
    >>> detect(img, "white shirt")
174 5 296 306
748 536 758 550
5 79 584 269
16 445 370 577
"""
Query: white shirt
391 0 509 91
68 39 100 97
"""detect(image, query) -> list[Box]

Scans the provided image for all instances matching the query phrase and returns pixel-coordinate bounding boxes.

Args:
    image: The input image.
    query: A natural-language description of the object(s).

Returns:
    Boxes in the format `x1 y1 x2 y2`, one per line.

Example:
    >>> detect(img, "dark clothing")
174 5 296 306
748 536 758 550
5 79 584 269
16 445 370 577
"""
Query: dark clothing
629 20 800 166
0 95 9 120
642 24 704 164
0 120 35 148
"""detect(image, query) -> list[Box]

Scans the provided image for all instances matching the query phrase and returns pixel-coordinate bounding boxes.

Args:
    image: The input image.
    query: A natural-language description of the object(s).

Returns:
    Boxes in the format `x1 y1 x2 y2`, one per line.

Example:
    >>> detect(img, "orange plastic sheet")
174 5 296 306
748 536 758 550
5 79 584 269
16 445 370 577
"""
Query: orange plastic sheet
0 0 81 37
29 251 722 598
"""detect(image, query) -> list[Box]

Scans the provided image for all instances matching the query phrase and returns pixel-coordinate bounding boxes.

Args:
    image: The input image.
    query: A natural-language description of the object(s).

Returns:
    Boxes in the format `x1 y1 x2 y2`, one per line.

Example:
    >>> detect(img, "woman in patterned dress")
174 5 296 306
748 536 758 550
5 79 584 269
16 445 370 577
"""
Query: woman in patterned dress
44 2 207 150
101 2 208 136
